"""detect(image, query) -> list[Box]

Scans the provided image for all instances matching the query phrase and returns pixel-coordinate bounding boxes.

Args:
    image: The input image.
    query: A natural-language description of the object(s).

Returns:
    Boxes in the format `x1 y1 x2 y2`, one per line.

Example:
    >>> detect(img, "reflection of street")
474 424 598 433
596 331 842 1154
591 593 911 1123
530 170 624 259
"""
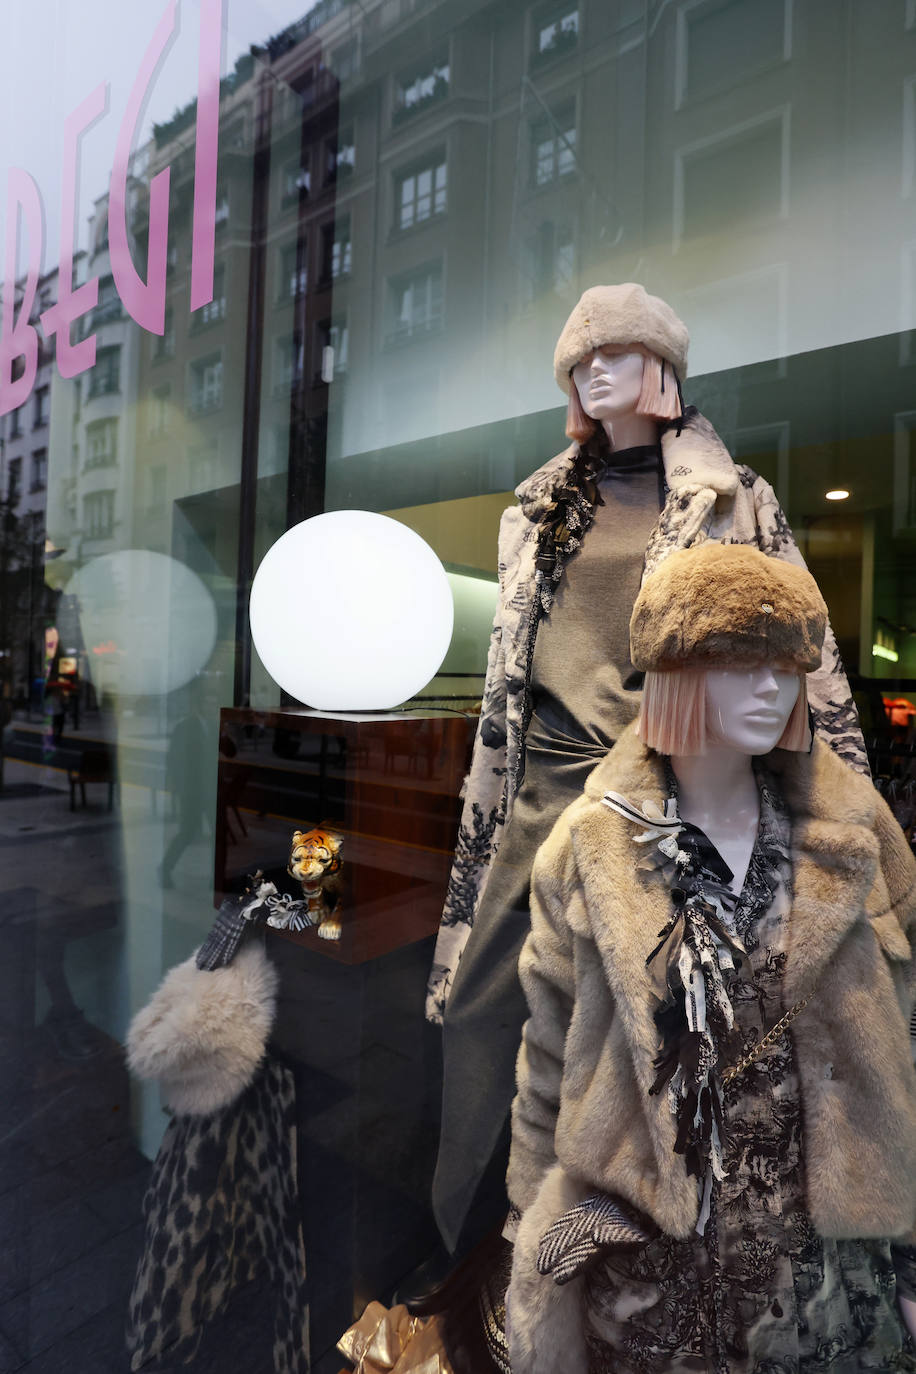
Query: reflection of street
0 750 277 1369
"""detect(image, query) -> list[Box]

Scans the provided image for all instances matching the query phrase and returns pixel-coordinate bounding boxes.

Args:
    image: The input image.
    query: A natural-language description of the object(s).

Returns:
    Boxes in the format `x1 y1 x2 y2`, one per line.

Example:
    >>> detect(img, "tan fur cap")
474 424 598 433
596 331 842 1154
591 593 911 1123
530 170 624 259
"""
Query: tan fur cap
553 284 689 393
630 543 827 672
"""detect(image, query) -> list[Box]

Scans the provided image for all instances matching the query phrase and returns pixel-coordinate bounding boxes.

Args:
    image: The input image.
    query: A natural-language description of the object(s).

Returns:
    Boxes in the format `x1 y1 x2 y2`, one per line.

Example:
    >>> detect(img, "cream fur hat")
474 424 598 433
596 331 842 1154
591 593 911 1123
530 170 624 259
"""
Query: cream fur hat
630 543 827 673
553 283 690 394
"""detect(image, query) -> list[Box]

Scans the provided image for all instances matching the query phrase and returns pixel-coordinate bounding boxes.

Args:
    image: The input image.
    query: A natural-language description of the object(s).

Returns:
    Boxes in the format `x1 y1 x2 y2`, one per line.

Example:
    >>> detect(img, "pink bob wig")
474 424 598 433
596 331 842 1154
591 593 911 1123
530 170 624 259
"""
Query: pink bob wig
637 667 812 756
566 347 681 443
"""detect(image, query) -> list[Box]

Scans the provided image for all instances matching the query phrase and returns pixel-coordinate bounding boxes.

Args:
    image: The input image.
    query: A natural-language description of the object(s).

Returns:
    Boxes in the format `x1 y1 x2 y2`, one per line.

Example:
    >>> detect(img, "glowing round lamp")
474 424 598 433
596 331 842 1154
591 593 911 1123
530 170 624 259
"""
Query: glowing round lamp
249 511 454 710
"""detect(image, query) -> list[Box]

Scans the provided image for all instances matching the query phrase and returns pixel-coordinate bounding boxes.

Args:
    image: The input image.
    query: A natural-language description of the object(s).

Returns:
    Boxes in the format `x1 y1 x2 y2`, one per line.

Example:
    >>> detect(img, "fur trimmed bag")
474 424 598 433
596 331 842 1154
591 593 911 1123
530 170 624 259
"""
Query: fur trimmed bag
127 939 278 1115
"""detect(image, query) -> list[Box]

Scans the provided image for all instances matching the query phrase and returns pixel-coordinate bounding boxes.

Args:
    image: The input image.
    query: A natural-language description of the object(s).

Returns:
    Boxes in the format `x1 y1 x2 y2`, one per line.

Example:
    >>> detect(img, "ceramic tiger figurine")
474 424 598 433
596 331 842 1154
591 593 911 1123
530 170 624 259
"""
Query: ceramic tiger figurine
286 827 344 940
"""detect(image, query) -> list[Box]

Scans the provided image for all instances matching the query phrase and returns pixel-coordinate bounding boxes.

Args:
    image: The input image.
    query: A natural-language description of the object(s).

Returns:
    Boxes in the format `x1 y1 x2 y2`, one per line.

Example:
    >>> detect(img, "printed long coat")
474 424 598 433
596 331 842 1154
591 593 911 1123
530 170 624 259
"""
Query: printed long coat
426 412 866 1022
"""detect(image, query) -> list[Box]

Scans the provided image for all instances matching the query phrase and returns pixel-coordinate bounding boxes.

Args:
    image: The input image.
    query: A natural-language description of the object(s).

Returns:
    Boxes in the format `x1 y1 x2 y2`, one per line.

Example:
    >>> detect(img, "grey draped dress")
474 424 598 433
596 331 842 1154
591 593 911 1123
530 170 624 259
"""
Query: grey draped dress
434 444 663 1252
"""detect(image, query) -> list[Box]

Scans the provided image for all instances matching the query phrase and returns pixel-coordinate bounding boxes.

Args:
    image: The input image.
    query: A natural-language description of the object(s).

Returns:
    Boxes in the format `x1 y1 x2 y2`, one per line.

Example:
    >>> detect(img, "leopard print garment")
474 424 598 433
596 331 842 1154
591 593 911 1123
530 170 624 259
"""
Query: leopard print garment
126 1056 308 1373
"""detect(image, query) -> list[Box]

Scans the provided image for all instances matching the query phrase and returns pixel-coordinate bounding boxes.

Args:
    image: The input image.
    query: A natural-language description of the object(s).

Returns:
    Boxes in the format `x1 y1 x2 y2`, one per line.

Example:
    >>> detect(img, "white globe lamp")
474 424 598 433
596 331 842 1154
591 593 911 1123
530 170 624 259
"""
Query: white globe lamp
249 511 455 711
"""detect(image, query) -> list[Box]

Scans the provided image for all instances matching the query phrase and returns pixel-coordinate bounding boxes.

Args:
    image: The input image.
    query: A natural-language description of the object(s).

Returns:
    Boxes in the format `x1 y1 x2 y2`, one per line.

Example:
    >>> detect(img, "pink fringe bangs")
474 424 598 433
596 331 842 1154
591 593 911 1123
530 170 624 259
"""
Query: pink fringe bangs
637 669 811 756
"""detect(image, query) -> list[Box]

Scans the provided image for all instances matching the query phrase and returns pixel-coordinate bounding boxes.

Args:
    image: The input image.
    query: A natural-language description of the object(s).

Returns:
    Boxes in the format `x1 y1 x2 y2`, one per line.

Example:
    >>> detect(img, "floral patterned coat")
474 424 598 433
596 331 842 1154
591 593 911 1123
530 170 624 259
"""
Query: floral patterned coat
425 412 867 1023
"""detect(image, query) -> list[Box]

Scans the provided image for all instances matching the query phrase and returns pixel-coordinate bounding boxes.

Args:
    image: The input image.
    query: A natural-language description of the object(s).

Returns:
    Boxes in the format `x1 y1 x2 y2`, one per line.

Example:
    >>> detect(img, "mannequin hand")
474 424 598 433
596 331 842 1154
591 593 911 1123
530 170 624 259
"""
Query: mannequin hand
900 1294 916 1342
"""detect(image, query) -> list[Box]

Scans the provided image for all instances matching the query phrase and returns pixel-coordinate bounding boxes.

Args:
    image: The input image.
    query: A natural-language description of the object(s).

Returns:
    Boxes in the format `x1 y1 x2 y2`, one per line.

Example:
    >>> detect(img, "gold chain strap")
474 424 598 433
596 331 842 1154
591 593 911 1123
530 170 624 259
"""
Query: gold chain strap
721 997 809 1085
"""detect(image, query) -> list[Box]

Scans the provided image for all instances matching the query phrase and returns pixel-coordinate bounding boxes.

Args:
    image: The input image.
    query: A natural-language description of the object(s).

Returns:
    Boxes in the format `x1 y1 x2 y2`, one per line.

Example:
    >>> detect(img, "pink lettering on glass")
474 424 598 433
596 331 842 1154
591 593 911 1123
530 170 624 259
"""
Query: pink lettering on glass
0 168 43 417
40 84 108 380
109 0 178 335
190 0 224 312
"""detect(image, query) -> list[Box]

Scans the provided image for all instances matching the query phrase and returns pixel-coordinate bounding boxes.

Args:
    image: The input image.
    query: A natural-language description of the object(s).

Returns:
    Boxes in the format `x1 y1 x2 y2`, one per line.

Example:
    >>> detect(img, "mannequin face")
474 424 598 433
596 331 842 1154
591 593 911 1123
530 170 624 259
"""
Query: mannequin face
572 347 644 422
704 663 800 755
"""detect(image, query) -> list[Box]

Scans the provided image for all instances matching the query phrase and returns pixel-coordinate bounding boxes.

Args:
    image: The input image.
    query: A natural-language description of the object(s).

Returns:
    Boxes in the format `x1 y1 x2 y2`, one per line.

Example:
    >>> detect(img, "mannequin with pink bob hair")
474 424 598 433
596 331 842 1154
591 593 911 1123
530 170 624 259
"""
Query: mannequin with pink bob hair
638 662 811 756
565 345 681 444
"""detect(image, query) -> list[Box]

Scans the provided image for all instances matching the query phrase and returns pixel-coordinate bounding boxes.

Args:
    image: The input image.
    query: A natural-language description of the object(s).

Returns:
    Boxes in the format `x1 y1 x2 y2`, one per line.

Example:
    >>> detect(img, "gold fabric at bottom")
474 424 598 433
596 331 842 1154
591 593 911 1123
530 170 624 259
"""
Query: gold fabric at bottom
338 1302 454 1374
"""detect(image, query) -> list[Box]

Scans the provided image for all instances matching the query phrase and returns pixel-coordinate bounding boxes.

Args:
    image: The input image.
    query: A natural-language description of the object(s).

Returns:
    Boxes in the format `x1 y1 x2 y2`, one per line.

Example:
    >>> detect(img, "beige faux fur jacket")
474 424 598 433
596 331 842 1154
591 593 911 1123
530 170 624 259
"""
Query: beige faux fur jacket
506 727 916 1372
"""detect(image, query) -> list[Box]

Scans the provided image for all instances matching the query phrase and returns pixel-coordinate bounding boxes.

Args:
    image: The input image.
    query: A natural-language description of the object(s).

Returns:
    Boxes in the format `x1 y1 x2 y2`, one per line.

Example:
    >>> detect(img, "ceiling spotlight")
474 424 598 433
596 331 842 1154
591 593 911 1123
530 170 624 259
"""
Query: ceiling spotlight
825 489 850 501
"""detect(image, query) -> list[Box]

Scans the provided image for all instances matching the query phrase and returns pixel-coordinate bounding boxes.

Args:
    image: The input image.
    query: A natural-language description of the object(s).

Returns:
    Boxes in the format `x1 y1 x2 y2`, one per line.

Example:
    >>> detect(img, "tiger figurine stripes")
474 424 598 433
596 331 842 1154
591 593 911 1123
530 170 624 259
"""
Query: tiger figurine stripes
287 827 344 940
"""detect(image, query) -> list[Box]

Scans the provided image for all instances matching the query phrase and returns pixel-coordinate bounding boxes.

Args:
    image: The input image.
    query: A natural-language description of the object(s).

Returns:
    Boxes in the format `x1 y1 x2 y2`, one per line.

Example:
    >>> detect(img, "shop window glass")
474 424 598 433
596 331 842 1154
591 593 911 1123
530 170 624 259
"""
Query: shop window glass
32 385 49 428
193 263 227 328
94 274 122 325
7 457 21 504
327 129 355 183
189 354 224 413
153 308 176 359
322 216 352 279
275 333 305 393
83 488 115 538
533 4 579 65
318 317 349 378
280 240 307 298
388 263 443 343
397 156 447 229
532 108 577 185
394 54 449 124
30 449 47 493
85 418 119 469
87 345 121 398
147 463 167 508
283 159 311 205
150 384 171 436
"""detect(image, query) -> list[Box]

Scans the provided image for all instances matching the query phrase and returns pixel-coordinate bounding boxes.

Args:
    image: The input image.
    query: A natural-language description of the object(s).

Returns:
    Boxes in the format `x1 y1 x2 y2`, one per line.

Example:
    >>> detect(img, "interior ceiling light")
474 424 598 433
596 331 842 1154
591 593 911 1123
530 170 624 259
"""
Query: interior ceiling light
873 644 899 663
825 489 850 501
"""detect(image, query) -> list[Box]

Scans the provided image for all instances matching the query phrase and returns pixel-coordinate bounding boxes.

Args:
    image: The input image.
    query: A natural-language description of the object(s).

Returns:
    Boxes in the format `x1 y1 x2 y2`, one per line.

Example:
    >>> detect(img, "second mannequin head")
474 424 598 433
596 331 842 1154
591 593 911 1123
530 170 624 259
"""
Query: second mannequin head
567 345 679 442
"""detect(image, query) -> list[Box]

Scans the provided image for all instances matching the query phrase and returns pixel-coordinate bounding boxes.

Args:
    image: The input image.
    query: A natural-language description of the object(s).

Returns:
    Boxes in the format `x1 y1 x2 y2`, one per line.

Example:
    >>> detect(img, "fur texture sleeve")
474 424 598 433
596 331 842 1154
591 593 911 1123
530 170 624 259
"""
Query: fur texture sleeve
749 471 868 775
507 827 582 1214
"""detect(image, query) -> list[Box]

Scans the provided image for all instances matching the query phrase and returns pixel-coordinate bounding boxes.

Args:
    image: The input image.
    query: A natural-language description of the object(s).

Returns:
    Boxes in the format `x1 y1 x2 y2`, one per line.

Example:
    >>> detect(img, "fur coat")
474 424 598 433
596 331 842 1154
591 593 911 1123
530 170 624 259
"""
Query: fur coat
505 727 916 1374
425 413 866 1023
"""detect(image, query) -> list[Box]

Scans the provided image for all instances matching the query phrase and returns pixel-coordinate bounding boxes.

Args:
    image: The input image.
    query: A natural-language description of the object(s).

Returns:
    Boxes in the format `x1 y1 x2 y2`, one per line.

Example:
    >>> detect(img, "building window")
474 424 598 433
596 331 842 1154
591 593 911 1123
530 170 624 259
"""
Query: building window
87 346 121 398
189 441 218 492
214 184 229 228
9 408 21 439
532 107 577 185
326 130 355 183
189 354 223 413
396 155 447 230
274 334 304 394
280 241 307 299
7 457 21 505
193 263 227 329
317 317 349 379
83 490 115 539
388 263 443 344
331 37 359 82
148 464 167 509
524 221 576 303
532 5 579 65
94 275 122 325
154 310 175 360
85 418 119 469
393 54 449 125
32 386 50 429
30 448 47 493
150 385 171 437
322 217 352 280
283 160 311 206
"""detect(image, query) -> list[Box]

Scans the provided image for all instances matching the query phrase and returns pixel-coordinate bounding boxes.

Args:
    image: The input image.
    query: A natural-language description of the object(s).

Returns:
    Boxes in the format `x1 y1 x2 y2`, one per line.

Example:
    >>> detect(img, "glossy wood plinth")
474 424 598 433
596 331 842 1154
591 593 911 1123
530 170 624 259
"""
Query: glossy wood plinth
215 707 474 964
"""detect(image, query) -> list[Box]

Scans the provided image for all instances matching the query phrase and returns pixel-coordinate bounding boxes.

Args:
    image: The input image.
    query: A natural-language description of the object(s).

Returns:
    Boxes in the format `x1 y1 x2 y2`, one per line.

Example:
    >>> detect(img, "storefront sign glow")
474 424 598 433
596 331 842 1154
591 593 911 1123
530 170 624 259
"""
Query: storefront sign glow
0 0 224 416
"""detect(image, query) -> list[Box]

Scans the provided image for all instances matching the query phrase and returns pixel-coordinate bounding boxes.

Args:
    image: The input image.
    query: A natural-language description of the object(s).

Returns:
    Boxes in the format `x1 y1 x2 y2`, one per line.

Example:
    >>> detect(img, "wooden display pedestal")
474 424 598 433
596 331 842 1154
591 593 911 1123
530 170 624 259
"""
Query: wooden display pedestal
215 707 473 962
215 707 474 1368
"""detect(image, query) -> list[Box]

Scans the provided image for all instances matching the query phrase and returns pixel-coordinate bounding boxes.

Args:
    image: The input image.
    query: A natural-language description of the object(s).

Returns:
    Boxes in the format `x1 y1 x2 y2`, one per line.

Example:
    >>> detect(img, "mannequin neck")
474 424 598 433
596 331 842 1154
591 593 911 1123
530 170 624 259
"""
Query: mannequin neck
669 745 760 892
598 411 659 453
